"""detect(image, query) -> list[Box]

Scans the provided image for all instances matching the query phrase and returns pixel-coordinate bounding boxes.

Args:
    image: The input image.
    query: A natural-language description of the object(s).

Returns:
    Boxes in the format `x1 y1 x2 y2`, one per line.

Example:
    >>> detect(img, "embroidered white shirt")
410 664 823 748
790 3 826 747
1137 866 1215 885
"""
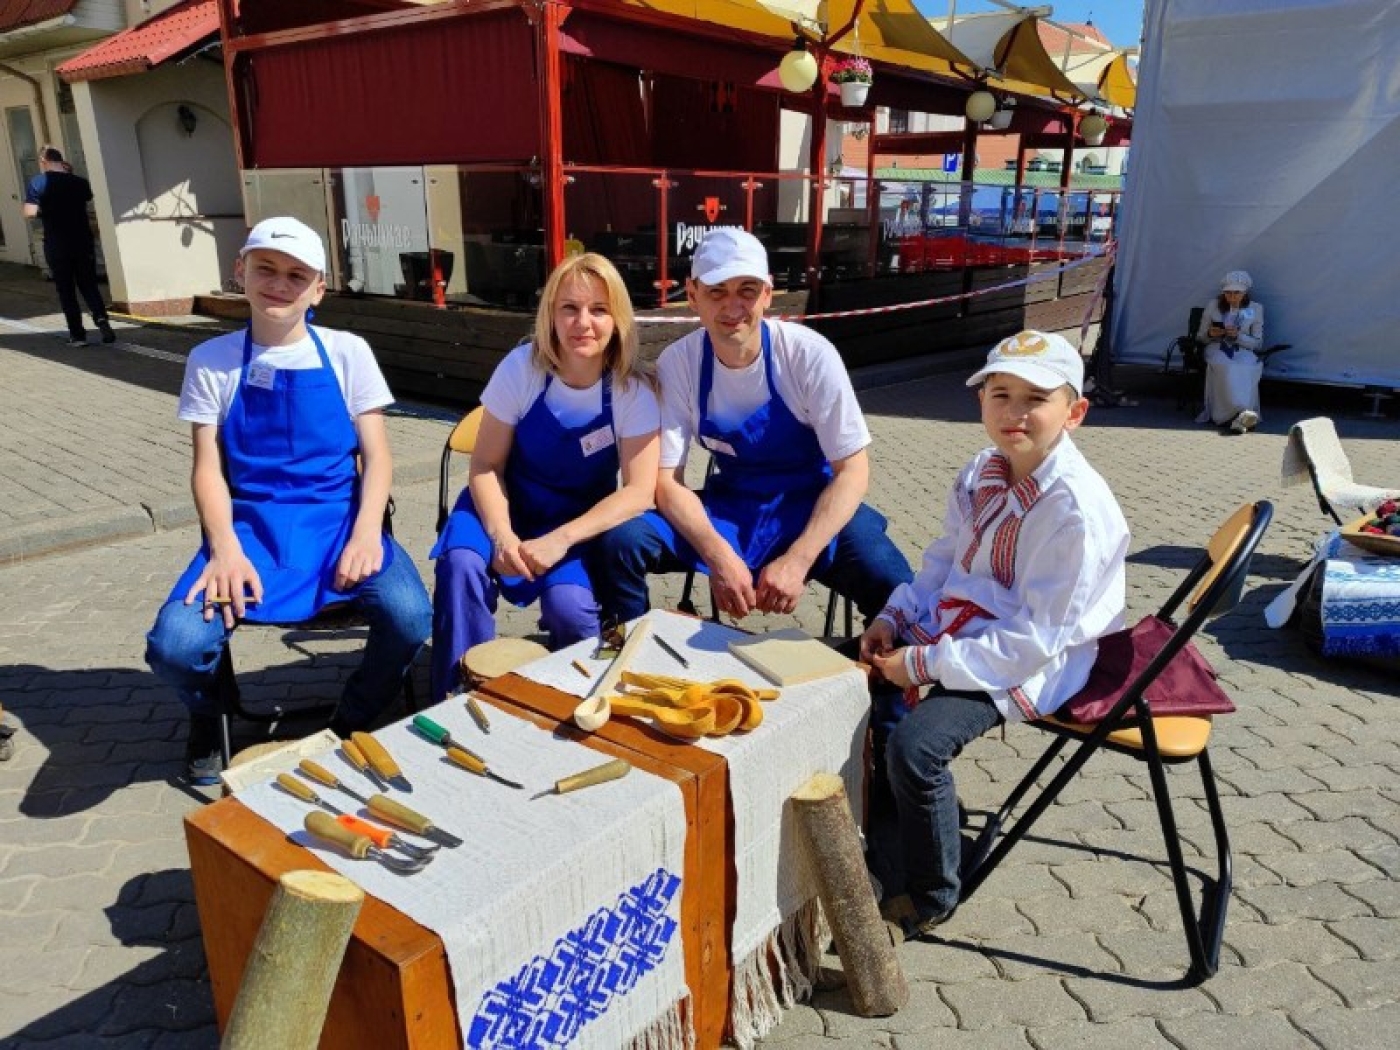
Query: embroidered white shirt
877 435 1130 722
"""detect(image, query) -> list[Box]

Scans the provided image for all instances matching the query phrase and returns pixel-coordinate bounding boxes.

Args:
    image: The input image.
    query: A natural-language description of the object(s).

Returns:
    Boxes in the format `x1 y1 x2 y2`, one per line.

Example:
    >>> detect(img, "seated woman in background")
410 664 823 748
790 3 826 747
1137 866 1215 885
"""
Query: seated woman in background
429 253 659 702
1196 270 1265 434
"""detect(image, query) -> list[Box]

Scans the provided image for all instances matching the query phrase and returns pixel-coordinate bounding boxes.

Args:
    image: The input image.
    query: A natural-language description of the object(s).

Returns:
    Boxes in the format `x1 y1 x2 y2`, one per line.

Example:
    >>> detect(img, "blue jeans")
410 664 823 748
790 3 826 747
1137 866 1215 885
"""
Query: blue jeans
870 683 1003 920
145 537 432 730
590 502 913 624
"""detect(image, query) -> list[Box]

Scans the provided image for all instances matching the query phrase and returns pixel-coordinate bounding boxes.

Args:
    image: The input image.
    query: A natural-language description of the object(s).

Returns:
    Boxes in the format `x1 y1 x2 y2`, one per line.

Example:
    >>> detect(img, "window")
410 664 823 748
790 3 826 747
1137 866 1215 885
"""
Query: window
887 108 909 135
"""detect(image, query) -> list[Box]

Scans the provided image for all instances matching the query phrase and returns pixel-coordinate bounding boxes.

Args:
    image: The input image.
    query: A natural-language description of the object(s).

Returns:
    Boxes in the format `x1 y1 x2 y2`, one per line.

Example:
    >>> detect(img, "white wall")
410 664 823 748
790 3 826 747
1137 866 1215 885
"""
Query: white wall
74 61 244 306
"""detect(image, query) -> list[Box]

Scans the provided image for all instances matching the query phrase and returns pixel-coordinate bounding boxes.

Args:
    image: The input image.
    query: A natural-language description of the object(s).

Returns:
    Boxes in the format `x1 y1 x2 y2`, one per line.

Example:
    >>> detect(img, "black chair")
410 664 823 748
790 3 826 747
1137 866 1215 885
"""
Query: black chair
678 456 854 638
958 500 1273 983
212 498 419 769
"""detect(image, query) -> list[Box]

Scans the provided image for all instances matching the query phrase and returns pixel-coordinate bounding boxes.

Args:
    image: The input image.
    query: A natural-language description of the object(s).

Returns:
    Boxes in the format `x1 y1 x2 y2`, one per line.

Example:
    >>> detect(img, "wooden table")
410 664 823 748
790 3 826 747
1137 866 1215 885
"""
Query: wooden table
184 684 728 1049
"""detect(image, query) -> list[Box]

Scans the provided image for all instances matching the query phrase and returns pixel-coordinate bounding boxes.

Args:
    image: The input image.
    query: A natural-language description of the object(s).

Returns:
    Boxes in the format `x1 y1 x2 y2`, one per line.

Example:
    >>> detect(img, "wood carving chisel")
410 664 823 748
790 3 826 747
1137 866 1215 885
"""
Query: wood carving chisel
367 793 464 848
296 759 370 806
444 745 524 789
351 731 412 791
335 813 438 860
303 812 428 875
530 758 632 800
275 772 347 817
340 739 391 792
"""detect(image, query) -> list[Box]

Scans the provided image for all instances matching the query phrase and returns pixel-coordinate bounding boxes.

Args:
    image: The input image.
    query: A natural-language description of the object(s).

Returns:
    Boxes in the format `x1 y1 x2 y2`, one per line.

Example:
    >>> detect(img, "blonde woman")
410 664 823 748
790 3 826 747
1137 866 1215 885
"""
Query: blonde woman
429 253 659 700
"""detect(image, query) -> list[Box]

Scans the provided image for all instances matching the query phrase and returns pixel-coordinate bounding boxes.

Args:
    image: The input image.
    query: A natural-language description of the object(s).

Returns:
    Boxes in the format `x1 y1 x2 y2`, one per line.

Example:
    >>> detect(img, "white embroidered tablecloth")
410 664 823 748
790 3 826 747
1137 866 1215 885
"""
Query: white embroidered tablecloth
1266 531 1400 658
514 610 871 1047
236 703 689 1050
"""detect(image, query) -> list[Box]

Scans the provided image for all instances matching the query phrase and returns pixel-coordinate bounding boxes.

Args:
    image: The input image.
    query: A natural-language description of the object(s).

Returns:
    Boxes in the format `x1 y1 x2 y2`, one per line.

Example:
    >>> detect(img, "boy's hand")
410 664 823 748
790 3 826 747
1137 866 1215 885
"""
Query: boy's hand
859 619 897 664
335 533 384 591
187 553 263 628
755 551 810 614
870 647 914 689
519 531 570 577
708 548 757 619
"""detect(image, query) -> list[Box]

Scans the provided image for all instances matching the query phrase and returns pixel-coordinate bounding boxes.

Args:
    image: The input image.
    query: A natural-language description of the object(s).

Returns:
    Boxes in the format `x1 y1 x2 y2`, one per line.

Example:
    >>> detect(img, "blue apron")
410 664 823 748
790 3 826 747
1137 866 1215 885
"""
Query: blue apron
169 327 391 623
431 372 618 605
673 322 837 573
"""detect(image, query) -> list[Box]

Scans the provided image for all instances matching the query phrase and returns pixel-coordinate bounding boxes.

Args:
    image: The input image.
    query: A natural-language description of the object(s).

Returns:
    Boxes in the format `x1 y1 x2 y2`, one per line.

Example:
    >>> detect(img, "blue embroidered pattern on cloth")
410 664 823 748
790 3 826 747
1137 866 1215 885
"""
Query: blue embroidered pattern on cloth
469 868 682 1049
1320 532 1400 657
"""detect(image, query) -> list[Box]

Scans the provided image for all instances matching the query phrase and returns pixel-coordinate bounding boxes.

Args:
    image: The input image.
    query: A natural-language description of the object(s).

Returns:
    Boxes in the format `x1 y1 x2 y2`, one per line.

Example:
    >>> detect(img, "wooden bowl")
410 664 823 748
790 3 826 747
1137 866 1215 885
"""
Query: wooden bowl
1340 514 1400 558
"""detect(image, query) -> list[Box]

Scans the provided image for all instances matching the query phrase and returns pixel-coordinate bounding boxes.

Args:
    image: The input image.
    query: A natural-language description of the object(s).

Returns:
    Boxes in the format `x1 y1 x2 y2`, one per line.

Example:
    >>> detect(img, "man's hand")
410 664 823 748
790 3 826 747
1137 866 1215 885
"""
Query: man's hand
859 618 897 665
335 533 384 591
519 531 570 577
754 551 812 614
186 552 263 628
708 548 757 619
870 647 914 689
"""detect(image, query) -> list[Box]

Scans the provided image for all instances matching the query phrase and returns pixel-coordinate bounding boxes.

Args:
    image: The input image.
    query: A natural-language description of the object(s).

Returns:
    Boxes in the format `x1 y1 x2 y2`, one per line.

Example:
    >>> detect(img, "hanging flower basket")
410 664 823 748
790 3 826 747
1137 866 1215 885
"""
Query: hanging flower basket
830 56 872 107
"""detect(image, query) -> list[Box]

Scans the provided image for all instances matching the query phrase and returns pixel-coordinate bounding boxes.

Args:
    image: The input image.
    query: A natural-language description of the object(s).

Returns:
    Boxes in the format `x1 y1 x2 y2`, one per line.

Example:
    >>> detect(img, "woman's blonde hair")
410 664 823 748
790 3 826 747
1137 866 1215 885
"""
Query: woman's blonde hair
532 252 649 389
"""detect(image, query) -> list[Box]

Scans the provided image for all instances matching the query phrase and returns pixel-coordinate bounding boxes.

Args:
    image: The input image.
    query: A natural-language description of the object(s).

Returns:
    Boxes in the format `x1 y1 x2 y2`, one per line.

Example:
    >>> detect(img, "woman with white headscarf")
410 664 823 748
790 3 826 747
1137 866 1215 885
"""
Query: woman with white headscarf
1195 270 1265 433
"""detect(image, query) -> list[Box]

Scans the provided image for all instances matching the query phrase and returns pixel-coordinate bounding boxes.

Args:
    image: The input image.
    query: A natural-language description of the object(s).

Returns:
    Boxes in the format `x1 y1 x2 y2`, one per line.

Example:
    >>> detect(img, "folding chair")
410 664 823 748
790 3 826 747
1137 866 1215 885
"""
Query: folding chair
212 497 419 769
958 500 1274 983
1282 417 1400 525
677 456 854 638
437 405 485 533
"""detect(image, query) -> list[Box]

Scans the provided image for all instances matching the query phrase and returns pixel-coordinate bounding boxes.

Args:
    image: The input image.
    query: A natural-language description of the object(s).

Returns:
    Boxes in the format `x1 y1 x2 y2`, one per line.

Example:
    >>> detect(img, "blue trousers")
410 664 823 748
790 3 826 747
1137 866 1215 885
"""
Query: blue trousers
589 502 913 624
430 547 599 703
145 537 432 730
869 683 1003 921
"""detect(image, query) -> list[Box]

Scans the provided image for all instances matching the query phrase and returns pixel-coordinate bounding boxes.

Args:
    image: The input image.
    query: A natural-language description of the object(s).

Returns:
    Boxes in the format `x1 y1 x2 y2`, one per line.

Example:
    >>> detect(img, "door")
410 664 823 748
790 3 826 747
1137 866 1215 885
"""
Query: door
2 105 38 264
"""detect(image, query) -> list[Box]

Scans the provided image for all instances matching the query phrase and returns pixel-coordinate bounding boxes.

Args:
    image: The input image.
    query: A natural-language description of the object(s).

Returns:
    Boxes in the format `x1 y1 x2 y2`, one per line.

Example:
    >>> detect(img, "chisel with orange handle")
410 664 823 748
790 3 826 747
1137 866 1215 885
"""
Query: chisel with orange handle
351 731 412 791
367 793 464 848
340 738 390 792
335 813 438 860
303 812 429 875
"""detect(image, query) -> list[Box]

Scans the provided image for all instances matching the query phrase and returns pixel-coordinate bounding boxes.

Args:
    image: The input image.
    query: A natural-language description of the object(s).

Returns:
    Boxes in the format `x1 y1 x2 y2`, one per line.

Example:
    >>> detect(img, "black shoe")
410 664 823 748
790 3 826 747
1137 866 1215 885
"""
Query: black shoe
67 333 86 346
97 321 116 344
185 714 223 786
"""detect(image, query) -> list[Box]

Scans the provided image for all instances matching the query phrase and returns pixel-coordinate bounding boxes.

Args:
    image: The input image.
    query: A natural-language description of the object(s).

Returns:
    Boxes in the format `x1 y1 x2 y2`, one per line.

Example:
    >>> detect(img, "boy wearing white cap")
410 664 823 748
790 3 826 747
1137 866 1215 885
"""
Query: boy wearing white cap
592 227 912 624
860 329 1129 935
145 217 432 784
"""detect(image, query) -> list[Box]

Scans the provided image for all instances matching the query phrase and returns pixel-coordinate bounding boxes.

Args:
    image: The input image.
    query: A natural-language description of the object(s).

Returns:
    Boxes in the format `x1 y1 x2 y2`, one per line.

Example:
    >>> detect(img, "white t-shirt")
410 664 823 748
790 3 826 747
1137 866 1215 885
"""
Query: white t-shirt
480 343 660 439
656 319 870 470
177 326 393 425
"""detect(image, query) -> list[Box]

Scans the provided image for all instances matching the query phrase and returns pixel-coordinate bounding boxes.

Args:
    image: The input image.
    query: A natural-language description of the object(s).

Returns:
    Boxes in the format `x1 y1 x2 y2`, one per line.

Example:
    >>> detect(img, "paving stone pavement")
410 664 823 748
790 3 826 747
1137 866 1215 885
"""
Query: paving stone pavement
1 293 1397 1048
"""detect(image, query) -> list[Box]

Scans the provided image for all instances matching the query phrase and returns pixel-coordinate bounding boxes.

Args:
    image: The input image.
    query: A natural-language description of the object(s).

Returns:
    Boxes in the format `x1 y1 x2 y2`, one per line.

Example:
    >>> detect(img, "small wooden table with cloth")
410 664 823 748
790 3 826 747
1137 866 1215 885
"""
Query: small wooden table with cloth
498 610 871 1049
186 699 693 1050
1266 531 1400 658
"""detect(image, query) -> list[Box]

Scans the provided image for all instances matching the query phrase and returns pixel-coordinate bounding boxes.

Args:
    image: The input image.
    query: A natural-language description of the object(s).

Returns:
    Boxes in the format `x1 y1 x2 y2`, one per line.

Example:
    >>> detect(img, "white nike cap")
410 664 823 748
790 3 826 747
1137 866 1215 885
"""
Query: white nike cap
241 216 326 274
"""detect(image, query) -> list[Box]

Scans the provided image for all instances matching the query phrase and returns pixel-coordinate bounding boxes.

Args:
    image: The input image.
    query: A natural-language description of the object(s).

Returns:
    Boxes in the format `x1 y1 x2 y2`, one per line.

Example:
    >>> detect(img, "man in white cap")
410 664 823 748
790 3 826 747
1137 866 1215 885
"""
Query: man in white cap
145 217 431 784
858 329 1129 936
592 227 911 624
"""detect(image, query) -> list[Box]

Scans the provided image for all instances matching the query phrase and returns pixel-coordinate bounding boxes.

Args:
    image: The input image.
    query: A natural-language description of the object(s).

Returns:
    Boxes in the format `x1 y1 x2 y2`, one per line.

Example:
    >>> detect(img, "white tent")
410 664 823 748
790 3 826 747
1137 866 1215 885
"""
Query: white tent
1113 0 1400 388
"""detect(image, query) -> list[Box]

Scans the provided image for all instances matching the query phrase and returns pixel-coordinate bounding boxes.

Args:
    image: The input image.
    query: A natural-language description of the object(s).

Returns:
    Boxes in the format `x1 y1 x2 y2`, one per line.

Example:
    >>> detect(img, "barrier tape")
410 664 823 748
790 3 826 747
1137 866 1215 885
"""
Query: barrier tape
635 244 1114 324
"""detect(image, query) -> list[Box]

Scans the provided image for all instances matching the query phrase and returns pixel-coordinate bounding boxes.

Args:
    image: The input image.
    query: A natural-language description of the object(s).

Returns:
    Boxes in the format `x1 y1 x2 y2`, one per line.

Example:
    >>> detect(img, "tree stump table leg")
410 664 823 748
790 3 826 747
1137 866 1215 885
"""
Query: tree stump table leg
222 869 365 1050
791 773 909 1017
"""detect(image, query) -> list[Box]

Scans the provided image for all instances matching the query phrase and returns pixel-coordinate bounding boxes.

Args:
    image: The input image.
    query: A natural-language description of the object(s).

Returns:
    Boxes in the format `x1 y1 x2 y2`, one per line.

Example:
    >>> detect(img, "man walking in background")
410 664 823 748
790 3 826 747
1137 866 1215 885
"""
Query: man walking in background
23 145 115 346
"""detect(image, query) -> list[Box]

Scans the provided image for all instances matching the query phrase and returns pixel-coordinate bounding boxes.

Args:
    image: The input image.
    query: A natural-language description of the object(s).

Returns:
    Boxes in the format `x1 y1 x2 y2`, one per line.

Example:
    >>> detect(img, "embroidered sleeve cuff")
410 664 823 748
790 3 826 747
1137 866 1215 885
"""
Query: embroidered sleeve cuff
904 644 939 686
877 608 903 632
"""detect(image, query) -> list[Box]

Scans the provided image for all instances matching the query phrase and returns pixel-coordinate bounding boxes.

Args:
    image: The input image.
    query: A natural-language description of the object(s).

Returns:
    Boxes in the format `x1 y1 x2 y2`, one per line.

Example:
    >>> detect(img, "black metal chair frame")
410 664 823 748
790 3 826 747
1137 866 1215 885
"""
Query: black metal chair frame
958 500 1274 983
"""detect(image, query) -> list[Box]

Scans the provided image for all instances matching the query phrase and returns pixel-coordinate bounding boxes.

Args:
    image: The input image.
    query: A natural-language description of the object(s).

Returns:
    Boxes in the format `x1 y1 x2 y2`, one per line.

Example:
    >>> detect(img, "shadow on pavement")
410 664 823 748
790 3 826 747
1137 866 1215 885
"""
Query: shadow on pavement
4 868 217 1047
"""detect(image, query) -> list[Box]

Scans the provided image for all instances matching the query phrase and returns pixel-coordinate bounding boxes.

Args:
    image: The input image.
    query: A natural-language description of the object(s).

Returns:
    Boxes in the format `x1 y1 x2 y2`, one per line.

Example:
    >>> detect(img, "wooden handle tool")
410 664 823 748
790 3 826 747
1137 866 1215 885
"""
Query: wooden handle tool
368 794 463 848
445 745 524 789
298 759 369 806
351 731 410 790
341 739 390 791
304 811 428 874
533 758 632 799
275 773 346 817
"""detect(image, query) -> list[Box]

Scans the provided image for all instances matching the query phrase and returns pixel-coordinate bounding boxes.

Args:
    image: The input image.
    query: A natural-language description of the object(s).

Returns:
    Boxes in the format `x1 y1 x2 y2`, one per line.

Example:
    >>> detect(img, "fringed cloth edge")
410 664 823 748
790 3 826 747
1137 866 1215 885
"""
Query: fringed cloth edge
624 993 696 1050
727 899 830 1050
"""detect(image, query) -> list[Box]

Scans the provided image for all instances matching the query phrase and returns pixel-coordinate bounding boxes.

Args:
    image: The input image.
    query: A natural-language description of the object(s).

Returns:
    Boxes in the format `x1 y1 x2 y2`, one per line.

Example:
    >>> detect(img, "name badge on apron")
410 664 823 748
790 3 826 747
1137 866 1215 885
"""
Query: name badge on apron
700 434 737 458
579 425 616 457
247 362 277 390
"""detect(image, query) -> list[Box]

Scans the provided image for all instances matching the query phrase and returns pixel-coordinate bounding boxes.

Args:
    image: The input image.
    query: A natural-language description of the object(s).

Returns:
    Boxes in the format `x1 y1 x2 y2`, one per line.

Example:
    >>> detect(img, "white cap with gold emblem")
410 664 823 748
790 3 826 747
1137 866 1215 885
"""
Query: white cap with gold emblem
965 329 1084 397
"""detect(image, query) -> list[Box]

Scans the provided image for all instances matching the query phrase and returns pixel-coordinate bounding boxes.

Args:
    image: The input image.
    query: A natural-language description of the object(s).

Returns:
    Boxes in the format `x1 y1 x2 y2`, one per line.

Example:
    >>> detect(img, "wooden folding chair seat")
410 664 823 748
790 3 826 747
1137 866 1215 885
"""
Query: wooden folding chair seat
958 500 1274 983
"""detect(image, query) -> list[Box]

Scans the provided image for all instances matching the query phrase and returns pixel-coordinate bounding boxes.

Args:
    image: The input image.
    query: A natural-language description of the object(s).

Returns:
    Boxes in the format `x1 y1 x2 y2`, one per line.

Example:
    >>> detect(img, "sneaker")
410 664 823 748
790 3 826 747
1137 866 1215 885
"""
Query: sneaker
184 714 223 786
67 334 87 346
97 321 116 344
1230 410 1258 434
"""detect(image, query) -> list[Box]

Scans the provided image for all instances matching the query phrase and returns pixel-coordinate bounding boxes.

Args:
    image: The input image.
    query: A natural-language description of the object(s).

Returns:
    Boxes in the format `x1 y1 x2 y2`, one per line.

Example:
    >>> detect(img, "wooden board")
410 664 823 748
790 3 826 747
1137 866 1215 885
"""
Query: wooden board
728 628 858 686
477 674 733 1050
185 690 707 1049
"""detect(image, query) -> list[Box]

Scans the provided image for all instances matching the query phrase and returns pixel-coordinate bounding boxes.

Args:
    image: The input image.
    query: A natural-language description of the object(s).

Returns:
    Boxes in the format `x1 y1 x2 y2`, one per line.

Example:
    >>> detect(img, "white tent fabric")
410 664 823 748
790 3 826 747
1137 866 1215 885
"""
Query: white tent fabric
1113 0 1400 388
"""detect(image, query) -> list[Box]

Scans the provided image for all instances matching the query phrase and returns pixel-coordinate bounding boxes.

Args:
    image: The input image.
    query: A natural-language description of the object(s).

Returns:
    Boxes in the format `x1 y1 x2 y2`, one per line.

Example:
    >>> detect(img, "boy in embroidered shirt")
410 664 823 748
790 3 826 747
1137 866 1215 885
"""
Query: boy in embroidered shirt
859 329 1129 935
